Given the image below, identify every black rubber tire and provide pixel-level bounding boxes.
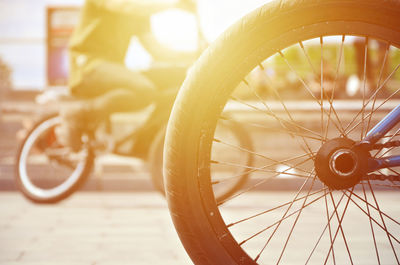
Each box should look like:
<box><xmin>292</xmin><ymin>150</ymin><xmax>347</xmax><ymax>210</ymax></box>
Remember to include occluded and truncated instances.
<box><xmin>15</xmin><ymin>114</ymin><xmax>94</xmax><ymax>204</ymax></box>
<box><xmin>163</xmin><ymin>0</ymin><xmax>400</xmax><ymax>264</ymax></box>
<box><xmin>149</xmin><ymin>122</ymin><xmax>254</xmax><ymax>203</ymax></box>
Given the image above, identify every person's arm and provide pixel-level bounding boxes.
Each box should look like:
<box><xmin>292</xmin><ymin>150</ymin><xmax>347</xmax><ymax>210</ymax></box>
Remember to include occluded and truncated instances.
<box><xmin>138</xmin><ymin>32</ymin><xmax>198</xmax><ymax>63</ymax></box>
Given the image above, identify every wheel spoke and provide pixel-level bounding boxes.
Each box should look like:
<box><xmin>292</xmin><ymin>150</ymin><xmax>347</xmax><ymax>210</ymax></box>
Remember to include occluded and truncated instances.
<box><xmin>305</xmin><ymin>191</ymin><xmax>346</xmax><ymax>264</ymax></box>
<box><xmin>324</xmin><ymin>187</ymin><xmax>336</xmax><ymax>265</ymax></box>
<box><xmin>212</xmin><ymin>153</ymin><xmax>313</xmax><ymax>185</ymax></box>
<box><xmin>320</xmin><ymin>37</ymin><xmax>325</xmax><ymax>139</ymax></box>
<box><xmin>258</xmin><ymin>63</ymin><xmax>323</xmax><ymax>142</ymax></box>
<box><xmin>367</xmin><ymin>180</ymin><xmax>400</xmax><ymax>263</ymax></box>
<box><xmin>345</xmin><ymin>85</ymin><xmax>400</xmax><ymax>136</ymax></box>
<box><xmin>345</xmin><ymin>185</ymin><xmax>400</xmax><ymax>226</ymax></box>
<box><xmin>382</xmin><ymin>133</ymin><xmax>400</xmax><ymax>139</ymax></box>
<box><xmin>229</xmin><ymin>97</ymin><xmax>323</xmax><ymax>140</ymax></box>
<box><xmin>217</xmin><ymin>156</ymin><xmax>314</xmax><ymax>206</ymax></box>
<box><xmin>275</xmin><ymin>176</ymin><xmax>318</xmax><ymax>264</ymax></box>
<box><xmin>328</xmin><ymin>191</ymin><xmax>354</xmax><ymax>264</ymax></box>
<box><xmin>341</xmin><ymin>189</ymin><xmax>400</xmax><ymax>244</ymax></box>
<box><xmin>361</xmin><ymin>37</ymin><xmax>369</xmax><ymax>139</ymax></box>
<box><xmin>279</xmin><ymin>51</ymin><xmax>321</xmax><ymax>104</ymax></box>
<box><xmin>344</xmin><ymin>62</ymin><xmax>400</xmax><ymax>136</ymax></box>
<box><xmin>240</xmin><ymin>79</ymin><xmax>318</xmax><ymax>158</ymax></box>
<box><xmin>248</xmin><ymin>67</ymin><xmax>321</xmax><ymax>160</ymax></box>
<box><xmin>366</xmin><ymin>42</ymin><xmax>390</xmax><ymax>134</ymax></box>
<box><xmin>253</xmin><ymin>175</ymin><xmax>314</xmax><ymax>261</ymax></box>
<box><xmin>213</xmin><ymin>137</ymin><xmax>312</xmax><ymax>175</ymax></box>
<box><xmin>323</xmin><ymin>35</ymin><xmax>346</xmax><ymax>141</ymax></box>
<box><xmin>323</xmin><ymin>188</ymin><xmax>355</xmax><ymax>265</ymax></box>
<box><xmin>279</xmin><ymin>50</ymin><xmax>346</xmax><ymax>136</ymax></box>
<box><xmin>220</xmin><ymin>115</ymin><xmax>324</xmax><ymax>141</ymax></box>
<box><xmin>299</xmin><ymin>41</ymin><xmax>318</xmax><ymax>77</ymax></box>
<box><xmin>232</xmin><ymin>188</ymin><xmax>325</xmax><ymax>252</ymax></box>
<box><xmin>226</xmin><ymin>187</ymin><xmax>328</xmax><ymax>228</ymax></box>
<box><xmin>374</xmin><ymin>127</ymin><xmax>400</xmax><ymax>158</ymax></box>
<box><xmin>361</xmin><ymin>183</ymin><xmax>381</xmax><ymax>264</ymax></box>
<box><xmin>388</xmin><ymin>167</ymin><xmax>400</xmax><ymax>177</ymax></box>
<box><xmin>211</xmin><ymin>160</ymin><xmax>313</xmax><ymax>180</ymax></box>
<box><xmin>367</xmin><ymin>182</ymin><xmax>400</xmax><ymax>189</ymax></box>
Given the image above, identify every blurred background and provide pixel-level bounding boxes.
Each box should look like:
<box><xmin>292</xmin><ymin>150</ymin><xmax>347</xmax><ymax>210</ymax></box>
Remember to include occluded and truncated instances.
<box><xmin>0</xmin><ymin>0</ymin><xmax>267</xmax><ymax>90</ymax></box>
<box><xmin>0</xmin><ymin>3</ymin><xmax>274</xmax><ymax>264</ymax></box>
<box><xmin>1</xmin><ymin>0</ymin><xmax>400</xmax><ymax>264</ymax></box>
<box><xmin>0</xmin><ymin>0</ymin><xmax>268</xmax><ymax>191</ymax></box>
<box><xmin>1</xmin><ymin>0</ymin><xmax>399</xmax><ymax>192</ymax></box>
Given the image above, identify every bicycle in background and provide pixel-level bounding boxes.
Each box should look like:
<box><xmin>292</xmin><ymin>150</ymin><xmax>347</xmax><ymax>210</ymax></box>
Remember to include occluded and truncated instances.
<box><xmin>14</xmin><ymin>2</ymin><xmax>254</xmax><ymax>204</ymax></box>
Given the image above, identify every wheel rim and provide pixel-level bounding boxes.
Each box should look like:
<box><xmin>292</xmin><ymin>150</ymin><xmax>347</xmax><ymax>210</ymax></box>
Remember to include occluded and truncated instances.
<box><xmin>193</xmin><ymin>22</ymin><xmax>400</xmax><ymax>264</ymax></box>
<box><xmin>18</xmin><ymin>116</ymin><xmax>88</xmax><ymax>200</ymax></box>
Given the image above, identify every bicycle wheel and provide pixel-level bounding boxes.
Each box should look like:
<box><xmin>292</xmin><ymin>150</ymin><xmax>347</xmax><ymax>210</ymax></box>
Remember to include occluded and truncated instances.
<box><xmin>15</xmin><ymin>115</ymin><xmax>94</xmax><ymax>203</ymax></box>
<box><xmin>164</xmin><ymin>0</ymin><xmax>400</xmax><ymax>264</ymax></box>
<box><xmin>149</xmin><ymin>120</ymin><xmax>253</xmax><ymax>202</ymax></box>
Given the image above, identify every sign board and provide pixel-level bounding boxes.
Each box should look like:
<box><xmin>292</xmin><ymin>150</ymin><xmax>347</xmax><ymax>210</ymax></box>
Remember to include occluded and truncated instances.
<box><xmin>46</xmin><ymin>6</ymin><xmax>80</xmax><ymax>87</ymax></box>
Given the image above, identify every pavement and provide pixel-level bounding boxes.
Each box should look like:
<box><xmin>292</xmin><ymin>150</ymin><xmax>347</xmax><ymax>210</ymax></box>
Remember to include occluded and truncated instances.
<box><xmin>1</xmin><ymin>191</ymin><xmax>399</xmax><ymax>265</ymax></box>
<box><xmin>0</xmin><ymin>192</ymin><xmax>192</xmax><ymax>265</ymax></box>
<box><xmin>0</xmin><ymin>98</ymin><xmax>196</xmax><ymax>264</ymax></box>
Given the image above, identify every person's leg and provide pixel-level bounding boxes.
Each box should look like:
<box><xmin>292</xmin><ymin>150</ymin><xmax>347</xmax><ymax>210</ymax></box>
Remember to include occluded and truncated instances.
<box><xmin>141</xmin><ymin>64</ymin><xmax>188</xmax><ymax>90</ymax></box>
<box><xmin>72</xmin><ymin>59</ymin><xmax>156</xmax><ymax>97</ymax></box>
<box><xmin>88</xmin><ymin>88</ymin><xmax>153</xmax><ymax>121</ymax></box>
<box><xmin>76</xmin><ymin>60</ymin><xmax>184</xmax><ymax>122</ymax></box>
<box><xmin>123</xmin><ymin>65</ymin><xmax>186</xmax><ymax>158</ymax></box>
<box><xmin>128</xmin><ymin>90</ymin><xmax>176</xmax><ymax>158</ymax></box>
<box><xmin>59</xmin><ymin>60</ymin><xmax>158</xmax><ymax>151</ymax></box>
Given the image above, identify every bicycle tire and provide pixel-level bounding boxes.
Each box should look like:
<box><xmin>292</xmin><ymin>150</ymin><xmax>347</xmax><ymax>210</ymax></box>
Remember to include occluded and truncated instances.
<box><xmin>15</xmin><ymin>114</ymin><xmax>94</xmax><ymax>204</ymax></box>
<box><xmin>164</xmin><ymin>0</ymin><xmax>400</xmax><ymax>264</ymax></box>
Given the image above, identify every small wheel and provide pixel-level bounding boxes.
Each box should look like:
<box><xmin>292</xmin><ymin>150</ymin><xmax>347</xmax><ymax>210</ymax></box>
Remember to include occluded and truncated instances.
<box><xmin>164</xmin><ymin>0</ymin><xmax>400</xmax><ymax>264</ymax></box>
<box><xmin>148</xmin><ymin>122</ymin><xmax>254</xmax><ymax>203</ymax></box>
<box><xmin>15</xmin><ymin>114</ymin><xmax>94</xmax><ymax>203</ymax></box>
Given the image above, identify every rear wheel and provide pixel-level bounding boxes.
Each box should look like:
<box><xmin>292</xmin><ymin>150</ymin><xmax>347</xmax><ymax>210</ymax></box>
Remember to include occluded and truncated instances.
<box><xmin>148</xmin><ymin>121</ymin><xmax>254</xmax><ymax>203</ymax></box>
<box><xmin>164</xmin><ymin>0</ymin><xmax>400</xmax><ymax>264</ymax></box>
<box><xmin>15</xmin><ymin>115</ymin><xmax>94</xmax><ymax>203</ymax></box>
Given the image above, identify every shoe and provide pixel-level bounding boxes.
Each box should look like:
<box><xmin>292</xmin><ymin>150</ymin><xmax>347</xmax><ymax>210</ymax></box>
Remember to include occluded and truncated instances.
<box><xmin>56</xmin><ymin>101</ymin><xmax>95</xmax><ymax>152</ymax></box>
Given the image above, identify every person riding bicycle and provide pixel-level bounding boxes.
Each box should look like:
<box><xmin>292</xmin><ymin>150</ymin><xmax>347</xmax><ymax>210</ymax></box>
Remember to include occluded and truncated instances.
<box><xmin>58</xmin><ymin>0</ymin><xmax>197</xmax><ymax>157</ymax></box>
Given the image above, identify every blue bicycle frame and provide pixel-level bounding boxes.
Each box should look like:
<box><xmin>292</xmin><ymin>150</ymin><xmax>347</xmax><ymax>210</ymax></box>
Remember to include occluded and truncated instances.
<box><xmin>362</xmin><ymin>104</ymin><xmax>400</xmax><ymax>171</ymax></box>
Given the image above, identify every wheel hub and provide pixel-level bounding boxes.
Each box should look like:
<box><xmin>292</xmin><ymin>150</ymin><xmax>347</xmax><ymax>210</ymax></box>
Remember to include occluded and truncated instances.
<box><xmin>315</xmin><ymin>138</ymin><xmax>370</xmax><ymax>189</ymax></box>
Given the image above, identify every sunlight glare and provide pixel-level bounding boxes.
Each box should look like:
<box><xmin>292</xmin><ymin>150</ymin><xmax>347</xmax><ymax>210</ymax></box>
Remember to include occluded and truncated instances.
<box><xmin>151</xmin><ymin>9</ymin><xmax>198</xmax><ymax>52</ymax></box>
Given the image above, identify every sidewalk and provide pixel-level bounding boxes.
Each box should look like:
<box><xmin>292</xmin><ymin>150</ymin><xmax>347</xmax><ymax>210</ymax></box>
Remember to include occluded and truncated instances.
<box><xmin>0</xmin><ymin>192</ymin><xmax>192</xmax><ymax>265</ymax></box>
<box><xmin>1</xmin><ymin>190</ymin><xmax>398</xmax><ymax>264</ymax></box>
